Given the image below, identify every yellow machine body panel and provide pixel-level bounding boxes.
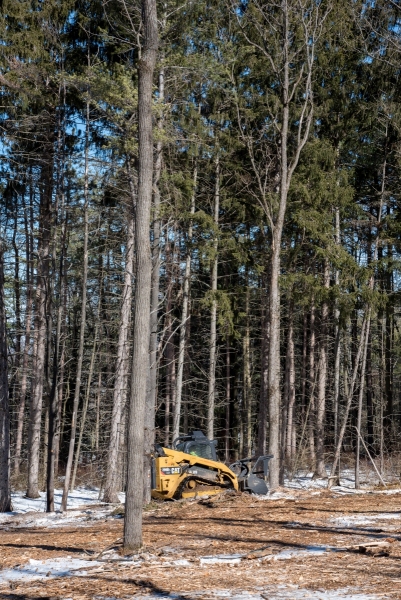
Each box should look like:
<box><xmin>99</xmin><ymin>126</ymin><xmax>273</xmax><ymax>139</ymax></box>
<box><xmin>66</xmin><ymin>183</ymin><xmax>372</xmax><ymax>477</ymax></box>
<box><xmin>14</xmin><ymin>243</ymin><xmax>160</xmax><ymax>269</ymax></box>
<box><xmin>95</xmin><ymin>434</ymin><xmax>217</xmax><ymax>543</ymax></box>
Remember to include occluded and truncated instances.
<box><xmin>151</xmin><ymin>447</ymin><xmax>239</xmax><ymax>500</ymax></box>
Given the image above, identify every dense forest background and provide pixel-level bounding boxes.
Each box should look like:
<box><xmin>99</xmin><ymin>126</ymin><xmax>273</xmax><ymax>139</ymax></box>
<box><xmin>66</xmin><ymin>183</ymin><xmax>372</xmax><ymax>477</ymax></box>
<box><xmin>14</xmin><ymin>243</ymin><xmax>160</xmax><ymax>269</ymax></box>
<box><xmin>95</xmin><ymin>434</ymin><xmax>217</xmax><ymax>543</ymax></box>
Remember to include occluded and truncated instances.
<box><xmin>1</xmin><ymin>0</ymin><xmax>401</xmax><ymax>508</ymax></box>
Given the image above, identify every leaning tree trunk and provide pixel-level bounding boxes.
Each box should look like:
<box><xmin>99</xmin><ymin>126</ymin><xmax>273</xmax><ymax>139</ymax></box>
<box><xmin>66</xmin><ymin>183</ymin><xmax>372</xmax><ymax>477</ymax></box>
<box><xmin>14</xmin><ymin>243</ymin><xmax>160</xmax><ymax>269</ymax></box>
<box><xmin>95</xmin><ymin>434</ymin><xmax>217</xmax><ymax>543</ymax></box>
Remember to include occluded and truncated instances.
<box><xmin>27</xmin><ymin>158</ymin><xmax>53</xmax><ymax>499</ymax></box>
<box><xmin>207</xmin><ymin>155</ymin><xmax>220</xmax><ymax>440</ymax></box>
<box><xmin>103</xmin><ymin>198</ymin><xmax>134</xmax><ymax>504</ymax></box>
<box><xmin>0</xmin><ymin>241</ymin><xmax>11</xmax><ymax>512</ymax></box>
<box><xmin>124</xmin><ymin>0</ymin><xmax>158</xmax><ymax>552</ymax></box>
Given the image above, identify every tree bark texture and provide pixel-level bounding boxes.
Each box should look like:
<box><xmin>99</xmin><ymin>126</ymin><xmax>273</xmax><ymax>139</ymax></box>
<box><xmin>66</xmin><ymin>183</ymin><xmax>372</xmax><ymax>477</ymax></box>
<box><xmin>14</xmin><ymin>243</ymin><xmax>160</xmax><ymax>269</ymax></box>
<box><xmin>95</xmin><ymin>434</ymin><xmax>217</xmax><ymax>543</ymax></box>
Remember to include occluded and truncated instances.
<box><xmin>27</xmin><ymin>158</ymin><xmax>53</xmax><ymax>499</ymax></box>
<box><xmin>207</xmin><ymin>155</ymin><xmax>220</xmax><ymax>440</ymax></box>
<box><xmin>314</xmin><ymin>261</ymin><xmax>329</xmax><ymax>478</ymax></box>
<box><xmin>144</xmin><ymin>64</ymin><xmax>164</xmax><ymax>503</ymax></box>
<box><xmin>104</xmin><ymin>197</ymin><xmax>135</xmax><ymax>504</ymax></box>
<box><xmin>0</xmin><ymin>241</ymin><xmax>11</xmax><ymax>512</ymax></box>
<box><xmin>173</xmin><ymin>160</ymin><xmax>197</xmax><ymax>441</ymax></box>
<box><xmin>14</xmin><ymin>210</ymin><xmax>34</xmax><ymax>476</ymax></box>
<box><xmin>124</xmin><ymin>0</ymin><xmax>158</xmax><ymax>551</ymax></box>
<box><xmin>285</xmin><ymin>305</ymin><xmax>295</xmax><ymax>469</ymax></box>
<box><xmin>257</xmin><ymin>288</ymin><xmax>269</xmax><ymax>456</ymax></box>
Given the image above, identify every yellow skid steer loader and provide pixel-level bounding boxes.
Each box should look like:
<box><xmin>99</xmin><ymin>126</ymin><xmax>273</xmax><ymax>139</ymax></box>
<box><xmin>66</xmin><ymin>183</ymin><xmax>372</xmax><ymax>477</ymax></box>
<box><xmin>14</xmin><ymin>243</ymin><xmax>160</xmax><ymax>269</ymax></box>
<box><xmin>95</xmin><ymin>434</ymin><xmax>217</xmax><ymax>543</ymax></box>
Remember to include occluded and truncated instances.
<box><xmin>151</xmin><ymin>430</ymin><xmax>273</xmax><ymax>500</ymax></box>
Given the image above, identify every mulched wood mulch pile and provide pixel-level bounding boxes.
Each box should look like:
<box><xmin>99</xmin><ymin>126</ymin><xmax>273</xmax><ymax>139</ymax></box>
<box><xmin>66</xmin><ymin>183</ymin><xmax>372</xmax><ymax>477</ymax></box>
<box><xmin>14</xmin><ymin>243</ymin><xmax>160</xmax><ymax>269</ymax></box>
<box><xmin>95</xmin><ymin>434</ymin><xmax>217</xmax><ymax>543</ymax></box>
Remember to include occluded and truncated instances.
<box><xmin>1</xmin><ymin>488</ymin><xmax>401</xmax><ymax>599</ymax></box>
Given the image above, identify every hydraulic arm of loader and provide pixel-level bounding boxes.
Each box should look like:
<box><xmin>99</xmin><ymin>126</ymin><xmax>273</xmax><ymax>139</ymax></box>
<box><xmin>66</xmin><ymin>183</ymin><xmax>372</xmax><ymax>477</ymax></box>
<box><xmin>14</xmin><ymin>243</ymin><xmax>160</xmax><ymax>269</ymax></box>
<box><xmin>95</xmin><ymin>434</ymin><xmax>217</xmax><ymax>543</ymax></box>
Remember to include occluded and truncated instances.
<box><xmin>151</xmin><ymin>445</ymin><xmax>239</xmax><ymax>500</ymax></box>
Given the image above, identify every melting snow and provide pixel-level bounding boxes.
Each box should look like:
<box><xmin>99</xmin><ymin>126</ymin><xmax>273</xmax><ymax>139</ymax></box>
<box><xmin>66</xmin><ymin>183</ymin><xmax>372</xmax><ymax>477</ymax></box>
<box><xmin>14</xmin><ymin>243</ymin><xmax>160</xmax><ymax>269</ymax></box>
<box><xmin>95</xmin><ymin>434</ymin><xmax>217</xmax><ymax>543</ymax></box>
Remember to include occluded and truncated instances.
<box><xmin>331</xmin><ymin>513</ymin><xmax>401</xmax><ymax>527</ymax></box>
<box><xmin>0</xmin><ymin>557</ymin><xmax>102</xmax><ymax>583</ymax></box>
<box><xmin>270</xmin><ymin>545</ymin><xmax>329</xmax><ymax>560</ymax></box>
<box><xmin>0</xmin><ymin>488</ymin><xmax>126</xmax><ymax>528</ymax></box>
<box><xmin>200</xmin><ymin>554</ymin><xmax>243</xmax><ymax>565</ymax></box>
<box><xmin>93</xmin><ymin>587</ymin><xmax>382</xmax><ymax>599</ymax></box>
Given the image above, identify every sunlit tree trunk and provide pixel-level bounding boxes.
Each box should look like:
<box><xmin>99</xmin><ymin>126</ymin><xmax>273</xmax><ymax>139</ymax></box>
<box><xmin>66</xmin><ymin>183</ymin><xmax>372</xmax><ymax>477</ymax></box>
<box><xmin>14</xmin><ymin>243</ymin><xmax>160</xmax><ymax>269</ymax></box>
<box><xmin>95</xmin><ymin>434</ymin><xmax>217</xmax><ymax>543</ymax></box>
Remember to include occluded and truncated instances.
<box><xmin>173</xmin><ymin>160</ymin><xmax>197</xmax><ymax>440</ymax></box>
<box><xmin>0</xmin><ymin>240</ymin><xmax>11</xmax><ymax>512</ymax></box>
<box><xmin>207</xmin><ymin>155</ymin><xmax>220</xmax><ymax>440</ymax></box>
<box><xmin>314</xmin><ymin>261</ymin><xmax>329</xmax><ymax>478</ymax></box>
<box><xmin>27</xmin><ymin>156</ymin><xmax>53</xmax><ymax>499</ymax></box>
<box><xmin>124</xmin><ymin>0</ymin><xmax>158</xmax><ymax>551</ymax></box>
<box><xmin>103</xmin><ymin>196</ymin><xmax>134</xmax><ymax>504</ymax></box>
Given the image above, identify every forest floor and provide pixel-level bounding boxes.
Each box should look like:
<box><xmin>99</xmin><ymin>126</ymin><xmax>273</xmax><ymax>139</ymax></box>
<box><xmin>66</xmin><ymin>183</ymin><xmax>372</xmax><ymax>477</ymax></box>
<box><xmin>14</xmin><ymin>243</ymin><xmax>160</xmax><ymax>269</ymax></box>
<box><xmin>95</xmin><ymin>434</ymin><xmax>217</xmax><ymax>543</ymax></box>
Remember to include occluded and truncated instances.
<box><xmin>1</xmin><ymin>479</ymin><xmax>401</xmax><ymax>599</ymax></box>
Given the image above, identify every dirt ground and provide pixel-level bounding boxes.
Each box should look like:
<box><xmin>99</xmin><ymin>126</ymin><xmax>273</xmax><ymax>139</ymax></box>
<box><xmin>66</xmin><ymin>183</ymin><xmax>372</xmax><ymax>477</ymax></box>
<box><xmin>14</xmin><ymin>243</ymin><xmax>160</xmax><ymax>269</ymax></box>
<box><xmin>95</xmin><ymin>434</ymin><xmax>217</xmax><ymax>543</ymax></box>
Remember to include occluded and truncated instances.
<box><xmin>1</xmin><ymin>488</ymin><xmax>401</xmax><ymax>599</ymax></box>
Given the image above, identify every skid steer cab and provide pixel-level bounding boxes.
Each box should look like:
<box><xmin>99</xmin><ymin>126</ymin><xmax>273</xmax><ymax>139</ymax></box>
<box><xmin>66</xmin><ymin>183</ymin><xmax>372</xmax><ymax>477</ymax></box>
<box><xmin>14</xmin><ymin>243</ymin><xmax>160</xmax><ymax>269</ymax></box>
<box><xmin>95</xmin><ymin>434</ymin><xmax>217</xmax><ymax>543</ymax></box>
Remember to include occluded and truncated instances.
<box><xmin>151</xmin><ymin>430</ymin><xmax>273</xmax><ymax>500</ymax></box>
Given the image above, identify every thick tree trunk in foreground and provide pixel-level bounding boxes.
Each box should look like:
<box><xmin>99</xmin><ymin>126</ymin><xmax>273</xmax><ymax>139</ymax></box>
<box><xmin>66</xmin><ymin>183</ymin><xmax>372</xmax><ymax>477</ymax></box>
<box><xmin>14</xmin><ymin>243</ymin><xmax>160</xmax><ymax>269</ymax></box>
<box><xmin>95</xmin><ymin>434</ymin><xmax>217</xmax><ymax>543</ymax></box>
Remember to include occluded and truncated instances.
<box><xmin>27</xmin><ymin>161</ymin><xmax>52</xmax><ymax>499</ymax></box>
<box><xmin>207</xmin><ymin>155</ymin><xmax>220</xmax><ymax>440</ymax></box>
<box><xmin>124</xmin><ymin>0</ymin><xmax>158</xmax><ymax>552</ymax></box>
<box><xmin>144</xmin><ymin>65</ymin><xmax>164</xmax><ymax>503</ymax></box>
<box><xmin>0</xmin><ymin>242</ymin><xmax>11</xmax><ymax>512</ymax></box>
<box><xmin>103</xmin><ymin>198</ymin><xmax>134</xmax><ymax>504</ymax></box>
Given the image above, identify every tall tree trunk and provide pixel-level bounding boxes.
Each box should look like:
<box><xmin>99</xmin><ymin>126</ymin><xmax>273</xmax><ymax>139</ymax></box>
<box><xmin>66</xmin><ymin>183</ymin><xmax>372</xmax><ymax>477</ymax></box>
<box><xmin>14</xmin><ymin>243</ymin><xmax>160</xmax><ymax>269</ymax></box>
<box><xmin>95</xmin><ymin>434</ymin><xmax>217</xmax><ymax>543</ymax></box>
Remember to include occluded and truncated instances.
<box><xmin>27</xmin><ymin>156</ymin><xmax>53</xmax><ymax>499</ymax></box>
<box><xmin>71</xmin><ymin>324</ymin><xmax>98</xmax><ymax>492</ymax></box>
<box><xmin>328</xmin><ymin>314</ymin><xmax>369</xmax><ymax>485</ymax></box>
<box><xmin>0</xmin><ymin>241</ymin><xmax>11</xmax><ymax>512</ymax></box>
<box><xmin>329</xmin><ymin>168</ymin><xmax>385</xmax><ymax>484</ymax></box>
<box><xmin>54</xmin><ymin>249</ymin><xmax>68</xmax><ymax>477</ymax></box>
<box><xmin>366</xmin><ymin>329</ymin><xmax>374</xmax><ymax>449</ymax></box>
<box><xmin>14</xmin><ymin>201</ymin><xmax>34</xmax><ymax>476</ymax></box>
<box><xmin>173</xmin><ymin>160</ymin><xmax>197</xmax><ymax>440</ymax></box>
<box><xmin>308</xmin><ymin>299</ymin><xmax>316</xmax><ymax>469</ymax></box>
<box><xmin>243</xmin><ymin>284</ymin><xmax>252</xmax><ymax>456</ymax></box>
<box><xmin>61</xmin><ymin>98</ymin><xmax>90</xmax><ymax>511</ymax></box>
<box><xmin>207</xmin><ymin>155</ymin><xmax>220</xmax><ymax>440</ymax></box>
<box><xmin>144</xmin><ymin>63</ymin><xmax>164</xmax><ymax>502</ymax></box>
<box><xmin>355</xmin><ymin>316</ymin><xmax>369</xmax><ymax>489</ymax></box>
<box><xmin>301</xmin><ymin>309</ymin><xmax>307</xmax><ymax>417</ymax></box>
<box><xmin>314</xmin><ymin>261</ymin><xmax>329</xmax><ymax>478</ymax></box>
<box><xmin>103</xmin><ymin>197</ymin><xmax>134</xmax><ymax>503</ymax></box>
<box><xmin>257</xmin><ymin>287</ymin><xmax>269</xmax><ymax>456</ymax></box>
<box><xmin>285</xmin><ymin>304</ymin><xmax>295</xmax><ymax>471</ymax></box>
<box><xmin>164</xmin><ymin>237</ymin><xmax>175</xmax><ymax>445</ymax></box>
<box><xmin>124</xmin><ymin>0</ymin><xmax>158</xmax><ymax>551</ymax></box>
<box><xmin>225</xmin><ymin>334</ymin><xmax>231</xmax><ymax>462</ymax></box>
<box><xmin>46</xmin><ymin>241</ymin><xmax>65</xmax><ymax>511</ymax></box>
<box><xmin>333</xmin><ymin>207</ymin><xmax>341</xmax><ymax>447</ymax></box>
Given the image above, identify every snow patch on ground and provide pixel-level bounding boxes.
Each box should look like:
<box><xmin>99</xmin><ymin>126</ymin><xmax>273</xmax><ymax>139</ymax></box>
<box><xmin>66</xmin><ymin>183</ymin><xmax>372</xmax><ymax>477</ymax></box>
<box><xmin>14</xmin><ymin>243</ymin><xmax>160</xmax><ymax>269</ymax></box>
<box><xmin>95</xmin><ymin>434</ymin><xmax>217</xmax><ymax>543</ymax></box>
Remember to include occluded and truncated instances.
<box><xmin>254</xmin><ymin>467</ymin><xmax>401</xmax><ymax>500</ymax></box>
<box><xmin>92</xmin><ymin>587</ymin><xmax>382</xmax><ymax>599</ymax></box>
<box><xmin>0</xmin><ymin>488</ymin><xmax>126</xmax><ymax>528</ymax></box>
<box><xmin>200</xmin><ymin>554</ymin><xmax>243</xmax><ymax>565</ymax></box>
<box><xmin>270</xmin><ymin>545</ymin><xmax>329</xmax><ymax>560</ymax></box>
<box><xmin>0</xmin><ymin>557</ymin><xmax>102</xmax><ymax>584</ymax></box>
<box><xmin>331</xmin><ymin>512</ymin><xmax>401</xmax><ymax>527</ymax></box>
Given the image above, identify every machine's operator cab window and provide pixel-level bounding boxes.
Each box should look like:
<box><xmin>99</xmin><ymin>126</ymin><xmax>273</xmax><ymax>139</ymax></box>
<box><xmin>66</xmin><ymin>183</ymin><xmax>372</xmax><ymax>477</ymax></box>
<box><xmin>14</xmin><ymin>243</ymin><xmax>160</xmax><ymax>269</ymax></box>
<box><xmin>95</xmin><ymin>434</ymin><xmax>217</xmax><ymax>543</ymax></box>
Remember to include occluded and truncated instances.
<box><xmin>187</xmin><ymin>443</ymin><xmax>213</xmax><ymax>459</ymax></box>
<box><xmin>175</xmin><ymin>440</ymin><xmax>216</xmax><ymax>460</ymax></box>
<box><xmin>174</xmin><ymin>431</ymin><xmax>218</xmax><ymax>461</ymax></box>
